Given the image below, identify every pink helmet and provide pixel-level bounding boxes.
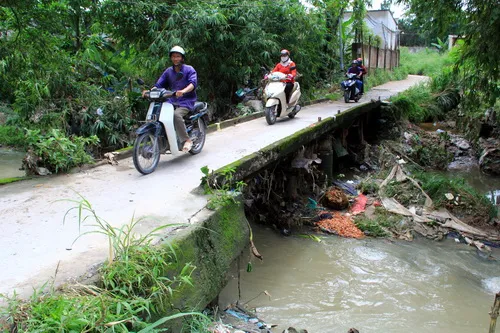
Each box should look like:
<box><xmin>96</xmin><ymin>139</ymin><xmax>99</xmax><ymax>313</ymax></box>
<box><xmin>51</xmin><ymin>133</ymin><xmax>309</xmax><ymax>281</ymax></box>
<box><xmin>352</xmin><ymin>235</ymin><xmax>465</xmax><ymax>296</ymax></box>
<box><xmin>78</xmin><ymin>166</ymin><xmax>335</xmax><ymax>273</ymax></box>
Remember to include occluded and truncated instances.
<box><xmin>280</xmin><ymin>49</ymin><xmax>290</xmax><ymax>56</ymax></box>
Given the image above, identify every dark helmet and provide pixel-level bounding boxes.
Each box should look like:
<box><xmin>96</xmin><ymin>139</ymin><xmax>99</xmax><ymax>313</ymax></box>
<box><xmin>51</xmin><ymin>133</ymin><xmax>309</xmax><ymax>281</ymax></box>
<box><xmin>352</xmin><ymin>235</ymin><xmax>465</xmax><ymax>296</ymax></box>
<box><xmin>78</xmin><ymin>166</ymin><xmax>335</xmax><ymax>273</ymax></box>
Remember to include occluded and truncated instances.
<box><xmin>356</xmin><ymin>58</ymin><xmax>363</xmax><ymax>65</ymax></box>
<box><xmin>169</xmin><ymin>45</ymin><xmax>186</xmax><ymax>59</ymax></box>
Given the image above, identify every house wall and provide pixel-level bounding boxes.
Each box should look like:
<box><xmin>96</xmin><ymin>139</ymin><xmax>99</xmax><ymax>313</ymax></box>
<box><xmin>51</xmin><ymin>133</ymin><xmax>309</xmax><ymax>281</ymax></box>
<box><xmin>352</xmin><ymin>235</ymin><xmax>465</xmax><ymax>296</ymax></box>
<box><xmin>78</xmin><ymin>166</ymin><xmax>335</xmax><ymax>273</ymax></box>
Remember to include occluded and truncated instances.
<box><xmin>343</xmin><ymin>10</ymin><xmax>398</xmax><ymax>49</ymax></box>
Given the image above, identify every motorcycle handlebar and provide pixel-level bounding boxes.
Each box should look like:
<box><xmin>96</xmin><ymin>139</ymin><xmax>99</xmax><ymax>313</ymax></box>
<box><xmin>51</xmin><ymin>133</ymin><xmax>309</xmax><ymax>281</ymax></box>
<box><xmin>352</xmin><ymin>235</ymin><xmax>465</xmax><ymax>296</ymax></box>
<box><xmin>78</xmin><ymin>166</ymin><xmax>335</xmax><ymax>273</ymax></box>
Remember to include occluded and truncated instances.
<box><xmin>143</xmin><ymin>89</ymin><xmax>176</xmax><ymax>99</ymax></box>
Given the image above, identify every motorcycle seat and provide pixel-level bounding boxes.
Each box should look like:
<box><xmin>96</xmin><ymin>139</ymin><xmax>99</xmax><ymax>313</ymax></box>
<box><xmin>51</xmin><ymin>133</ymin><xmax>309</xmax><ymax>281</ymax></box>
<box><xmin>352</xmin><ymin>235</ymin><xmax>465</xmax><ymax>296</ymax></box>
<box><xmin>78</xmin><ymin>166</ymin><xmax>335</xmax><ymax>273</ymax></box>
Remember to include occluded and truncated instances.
<box><xmin>184</xmin><ymin>102</ymin><xmax>207</xmax><ymax>121</ymax></box>
<box><xmin>192</xmin><ymin>102</ymin><xmax>207</xmax><ymax>113</ymax></box>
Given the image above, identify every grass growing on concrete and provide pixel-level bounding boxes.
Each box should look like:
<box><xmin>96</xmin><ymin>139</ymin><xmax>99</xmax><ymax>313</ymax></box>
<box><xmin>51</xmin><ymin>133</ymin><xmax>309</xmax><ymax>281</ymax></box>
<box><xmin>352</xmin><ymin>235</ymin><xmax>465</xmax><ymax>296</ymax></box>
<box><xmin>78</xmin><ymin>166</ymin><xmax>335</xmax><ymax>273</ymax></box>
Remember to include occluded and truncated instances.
<box><xmin>0</xmin><ymin>198</ymin><xmax>205</xmax><ymax>332</ymax></box>
<box><xmin>0</xmin><ymin>177</ymin><xmax>28</xmax><ymax>185</ymax></box>
<box><xmin>201</xmin><ymin>165</ymin><xmax>247</xmax><ymax>210</ymax></box>
<box><xmin>364</xmin><ymin>66</ymin><xmax>409</xmax><ymax>91</ymax></box>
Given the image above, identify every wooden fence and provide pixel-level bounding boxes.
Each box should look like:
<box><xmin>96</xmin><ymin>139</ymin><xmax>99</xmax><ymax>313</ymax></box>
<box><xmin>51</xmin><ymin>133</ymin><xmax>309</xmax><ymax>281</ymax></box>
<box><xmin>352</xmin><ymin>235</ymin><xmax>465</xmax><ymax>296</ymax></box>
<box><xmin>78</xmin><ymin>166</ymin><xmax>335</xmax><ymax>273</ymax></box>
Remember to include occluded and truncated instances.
<box><xmin>351</xmin><ymin>42</ymin><xmax>400</xmax><ymax>72</ymax></box>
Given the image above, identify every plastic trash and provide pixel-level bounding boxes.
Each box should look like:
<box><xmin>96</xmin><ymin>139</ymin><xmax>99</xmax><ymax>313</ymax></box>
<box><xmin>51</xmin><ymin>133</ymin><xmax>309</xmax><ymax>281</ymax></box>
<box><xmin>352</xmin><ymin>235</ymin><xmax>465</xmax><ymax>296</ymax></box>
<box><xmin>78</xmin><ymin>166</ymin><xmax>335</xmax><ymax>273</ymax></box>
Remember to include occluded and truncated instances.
<box><xmin>350</xmin><ymin>194</ymin><xmax>368</xmax><ymax>215</ymax></box>
<box><xmin>332</xmin><ymin>180</ymin><xmax>358</xmax><ymax>196</ymax></box>
<box><xmin>307</xmin><ymin>197</ymin><xmax>318</xmax><ymax>209</ymax></box>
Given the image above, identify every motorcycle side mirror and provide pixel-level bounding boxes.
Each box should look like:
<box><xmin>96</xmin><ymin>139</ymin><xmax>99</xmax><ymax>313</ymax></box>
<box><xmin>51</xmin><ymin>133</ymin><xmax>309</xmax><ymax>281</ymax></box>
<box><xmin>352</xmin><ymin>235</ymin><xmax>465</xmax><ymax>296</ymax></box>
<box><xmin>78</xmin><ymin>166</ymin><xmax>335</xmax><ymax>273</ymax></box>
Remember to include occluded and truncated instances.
<box><xmin>260</xmin><ymin>66</ymin><xmax>268</xmax><ymax>74</ymax></box>
<box><xmin>137</xmin><ymin>78</ymin><xmax>145</xmax><ymax>85</ymax></box>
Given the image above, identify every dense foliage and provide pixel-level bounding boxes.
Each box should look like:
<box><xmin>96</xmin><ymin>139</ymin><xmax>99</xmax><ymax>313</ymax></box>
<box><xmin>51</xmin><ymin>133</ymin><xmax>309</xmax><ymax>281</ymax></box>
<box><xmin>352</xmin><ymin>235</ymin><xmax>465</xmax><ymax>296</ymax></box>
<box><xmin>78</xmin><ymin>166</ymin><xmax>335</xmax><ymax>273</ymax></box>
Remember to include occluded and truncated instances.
<box><xmin>1</xmin><ymin>0</ymin><xmax>497</xmax><ymax>171</ymax></box>
<box><xmin>397</xmin><ymin>0</ymin><xmax>500</xmax><ymax>109</ymax></box>
<box><xmin>0</xmin><ymin>0</ymin><xmax>371</xmax><ymax>156</ymax></box>
<box><xmin>387</xmin><ymin>48</ymin><xmax>461</xmax><ymax>123</ymax></box>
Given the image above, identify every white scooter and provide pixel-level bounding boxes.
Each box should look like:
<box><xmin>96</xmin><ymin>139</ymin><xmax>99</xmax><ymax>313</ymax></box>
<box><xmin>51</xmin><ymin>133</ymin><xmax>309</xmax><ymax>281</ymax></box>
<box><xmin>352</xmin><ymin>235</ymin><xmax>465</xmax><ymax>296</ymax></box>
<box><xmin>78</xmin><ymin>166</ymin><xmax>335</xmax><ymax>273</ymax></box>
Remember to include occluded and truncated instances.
<box><xmin>133</xmin><ymin>87</ymin><xmax>208</xmax><ymax>175</ymax></box>
<box><xmin>262</xmin><ymin>72</ymin><xmax>301</xmax><ymax>125</ymax></box>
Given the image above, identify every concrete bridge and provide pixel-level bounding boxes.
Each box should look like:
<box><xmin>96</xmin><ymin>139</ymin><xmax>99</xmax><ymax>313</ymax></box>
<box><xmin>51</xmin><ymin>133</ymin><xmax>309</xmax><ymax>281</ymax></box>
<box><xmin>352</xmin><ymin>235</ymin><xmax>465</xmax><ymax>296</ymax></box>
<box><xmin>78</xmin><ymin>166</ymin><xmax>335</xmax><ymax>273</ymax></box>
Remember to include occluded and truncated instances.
<box><xmin>0</xmin><ymin>75</ymin><xmax>427</xmax><ymax>304</ymax></box>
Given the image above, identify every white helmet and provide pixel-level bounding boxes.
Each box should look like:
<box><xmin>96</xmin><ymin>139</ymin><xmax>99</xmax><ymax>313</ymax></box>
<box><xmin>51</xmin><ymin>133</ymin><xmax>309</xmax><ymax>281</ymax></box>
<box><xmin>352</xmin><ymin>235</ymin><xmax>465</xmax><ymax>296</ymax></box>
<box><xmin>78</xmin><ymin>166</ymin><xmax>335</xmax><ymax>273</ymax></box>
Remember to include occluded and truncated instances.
<box><xmin>169</xmin><ymin>45</ymin><xmax>186</xmax><ymax>58</ymax></box>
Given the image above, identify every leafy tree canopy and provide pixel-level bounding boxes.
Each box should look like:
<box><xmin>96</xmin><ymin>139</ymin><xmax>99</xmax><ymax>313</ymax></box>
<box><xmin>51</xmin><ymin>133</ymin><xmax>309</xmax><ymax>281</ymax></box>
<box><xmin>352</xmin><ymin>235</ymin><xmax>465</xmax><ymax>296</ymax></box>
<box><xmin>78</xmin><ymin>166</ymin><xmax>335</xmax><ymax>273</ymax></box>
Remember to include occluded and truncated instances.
<box><xmin>397</xmin><ymin>0</ymin><xmax>500</xmax><ymax>105</ymax></box>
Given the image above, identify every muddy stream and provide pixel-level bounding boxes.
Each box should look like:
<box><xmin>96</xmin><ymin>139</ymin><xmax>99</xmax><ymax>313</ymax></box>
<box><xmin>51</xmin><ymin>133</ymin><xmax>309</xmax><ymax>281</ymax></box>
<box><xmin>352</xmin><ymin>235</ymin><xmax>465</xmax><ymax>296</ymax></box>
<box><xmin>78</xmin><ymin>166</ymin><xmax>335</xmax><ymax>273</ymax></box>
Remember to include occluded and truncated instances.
<box><xmin>219</xmin><ymin>145</ymin><xmax>500</xmax><ymax>332</ymax></box>
<box><xmin>219</xmin><ymin>224</ymin><xmax>500</xmax><ymax>332</ymax></box>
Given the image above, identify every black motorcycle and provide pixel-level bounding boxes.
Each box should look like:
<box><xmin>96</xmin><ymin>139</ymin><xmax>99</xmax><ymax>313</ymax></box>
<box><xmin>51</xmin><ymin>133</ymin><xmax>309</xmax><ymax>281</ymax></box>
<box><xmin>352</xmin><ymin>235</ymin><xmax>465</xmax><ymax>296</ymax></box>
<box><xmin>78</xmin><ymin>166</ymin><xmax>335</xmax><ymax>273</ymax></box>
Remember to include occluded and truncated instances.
<box><xmin>341</xmin><ymin>73</ymin><xmax>362</xmax><ymax>103</ymax></box>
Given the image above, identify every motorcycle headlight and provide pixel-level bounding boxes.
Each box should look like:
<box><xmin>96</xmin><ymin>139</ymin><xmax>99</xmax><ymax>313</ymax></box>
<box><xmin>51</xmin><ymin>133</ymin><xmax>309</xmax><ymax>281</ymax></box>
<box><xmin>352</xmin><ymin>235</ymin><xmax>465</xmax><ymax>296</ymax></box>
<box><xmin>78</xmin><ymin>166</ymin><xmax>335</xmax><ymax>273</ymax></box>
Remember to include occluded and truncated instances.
<box><xmin>150</xmin><ymin>90</ymin><xmax>161</xmax><ymax>99</ymax></box>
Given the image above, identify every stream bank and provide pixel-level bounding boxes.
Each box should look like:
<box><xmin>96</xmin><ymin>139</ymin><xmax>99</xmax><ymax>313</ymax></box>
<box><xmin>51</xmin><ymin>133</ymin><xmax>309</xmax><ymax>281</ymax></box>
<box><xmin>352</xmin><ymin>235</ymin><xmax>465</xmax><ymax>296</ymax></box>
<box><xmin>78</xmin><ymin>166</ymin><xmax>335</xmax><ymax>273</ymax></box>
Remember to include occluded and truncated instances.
<box><xmin>238</xmin><ymin>111</ymin><xmax>499</xmax><ymax>247</ymax></box>
<box><xmin>207</xmin><ymin>104</ymin><xmax>500</xmax><ymax>332</ymax></box>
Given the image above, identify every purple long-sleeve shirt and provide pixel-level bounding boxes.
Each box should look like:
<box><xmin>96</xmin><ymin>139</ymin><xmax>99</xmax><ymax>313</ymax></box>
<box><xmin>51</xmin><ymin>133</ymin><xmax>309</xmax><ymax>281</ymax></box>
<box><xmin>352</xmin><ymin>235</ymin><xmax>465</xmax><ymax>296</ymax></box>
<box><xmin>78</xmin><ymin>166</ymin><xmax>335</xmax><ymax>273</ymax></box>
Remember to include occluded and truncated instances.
<box><xmin>154</xmin><ymin>64</ymin><xmax>198</xmax><ymax>110</ymax></box>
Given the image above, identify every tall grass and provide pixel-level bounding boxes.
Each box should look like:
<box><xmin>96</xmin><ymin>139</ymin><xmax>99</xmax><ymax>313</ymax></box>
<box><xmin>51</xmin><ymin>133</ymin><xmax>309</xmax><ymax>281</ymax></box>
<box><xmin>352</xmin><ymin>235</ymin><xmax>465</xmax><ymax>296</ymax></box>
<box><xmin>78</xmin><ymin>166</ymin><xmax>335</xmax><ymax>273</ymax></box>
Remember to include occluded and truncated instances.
<box><xmin>1</xmin><ymin>197</ymin><xmax>204</xmax><ymax>332</ymax></box>
<box><xmin>391</xmin><ymin>83</ymin><xmax>436</xmax><ymax>122</ymax></box>
<box><xmin>399</xmin><ymin>47</ymin><xmax>454</xmax><ymax>77</ymax></box>
<box><xmin>387</xmin><ymin>48</ymin><xmax>461</xmax><ymax>122</ymax></box>
<box><xmin>414</xmin><ymin>171</ymin><xmax>497</xmax><ymax>219</ymax></box>
<box><xmin>364</xmin><ymin>66</ymin><xmax>409</xmax><ymax>91</ymax></box>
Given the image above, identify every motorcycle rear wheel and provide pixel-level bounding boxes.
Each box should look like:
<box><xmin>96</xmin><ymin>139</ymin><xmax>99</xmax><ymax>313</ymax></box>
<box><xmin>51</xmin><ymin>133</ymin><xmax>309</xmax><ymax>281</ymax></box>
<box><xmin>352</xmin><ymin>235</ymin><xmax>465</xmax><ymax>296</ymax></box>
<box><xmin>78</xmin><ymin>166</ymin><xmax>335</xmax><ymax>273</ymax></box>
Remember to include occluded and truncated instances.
<box><xmin>265</xmin><ymin>105</ymin><xmax>277</xmax><ymax>125</ymax></box>
<box><xmin>189</xmin><ymin>117</ymin><xmax>207</xmax><ymax>155</ymax></box>
<box><xmin>133</xmin><ymin>133</ymin><xmax>160</xmax><ymax>175</ymax></box>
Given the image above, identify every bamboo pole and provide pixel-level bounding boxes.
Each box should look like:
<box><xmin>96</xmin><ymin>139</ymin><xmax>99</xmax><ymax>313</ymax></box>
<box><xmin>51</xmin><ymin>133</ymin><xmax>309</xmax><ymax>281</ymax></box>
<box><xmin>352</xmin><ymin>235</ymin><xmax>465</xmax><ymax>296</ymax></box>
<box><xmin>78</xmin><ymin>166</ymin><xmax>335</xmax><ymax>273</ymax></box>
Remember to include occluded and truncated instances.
<box><xmin>490</xmin><ymin>292</ymin><xmax>500</xmax><ymax>333</ymax></box>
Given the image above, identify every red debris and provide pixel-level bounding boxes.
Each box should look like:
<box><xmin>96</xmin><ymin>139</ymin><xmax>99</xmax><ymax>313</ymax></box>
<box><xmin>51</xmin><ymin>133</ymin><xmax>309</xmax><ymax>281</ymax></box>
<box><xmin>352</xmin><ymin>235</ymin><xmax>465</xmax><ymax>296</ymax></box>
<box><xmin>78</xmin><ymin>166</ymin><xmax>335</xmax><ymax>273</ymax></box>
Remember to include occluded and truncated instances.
<box><xmin>350</xmin><ymin>194</ymin><xmax>368</xmax><ymax>215</ymax></box>
<box><xmin>316</xmin><ymin>211</ymin><xmax>364</xmax><ymax>239</ymax></box>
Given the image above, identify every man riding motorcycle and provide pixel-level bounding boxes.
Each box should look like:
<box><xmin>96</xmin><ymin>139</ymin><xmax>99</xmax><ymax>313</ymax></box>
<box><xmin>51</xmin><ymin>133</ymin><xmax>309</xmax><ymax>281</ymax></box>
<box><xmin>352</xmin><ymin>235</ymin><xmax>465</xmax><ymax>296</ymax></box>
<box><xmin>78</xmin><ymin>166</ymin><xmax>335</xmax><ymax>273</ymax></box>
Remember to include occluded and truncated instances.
<box><xmin>342</xmin><ymin>60</ymin><xmax>363</xmax><ymax>95</ymax></box>
<box><xmin>142</xmin><ymin>45</ymin><xmax>197</xmax><ymax>152</ymax></box>
<box><xmin>271</xmin><ymin>49</ymin><xmax>297</xmax><ymax>103</ymax></box>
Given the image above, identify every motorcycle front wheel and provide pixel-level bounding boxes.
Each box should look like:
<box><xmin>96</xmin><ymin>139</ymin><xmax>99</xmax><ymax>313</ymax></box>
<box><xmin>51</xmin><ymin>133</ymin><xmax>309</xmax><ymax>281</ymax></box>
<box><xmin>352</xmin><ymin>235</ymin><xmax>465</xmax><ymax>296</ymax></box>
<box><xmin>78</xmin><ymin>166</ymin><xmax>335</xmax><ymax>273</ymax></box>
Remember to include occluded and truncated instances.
<box><xmin>133</xmin><ymin>133</ymin><xmax>160</xmax><ymax>175</ymax></box>
<box><xmin>189</xmin><ymin>117</ymin><xmax>206</xmax><ymax>155</ymax></box>
<box><xmin>344</xmin><ymin>91</ymin><xmax>350</xmax><ymax>103</ymax></box>
<box><xmin>265</xmin><ymin>105</ymin><xmax>277</xmax><ymax>125</ymax></box>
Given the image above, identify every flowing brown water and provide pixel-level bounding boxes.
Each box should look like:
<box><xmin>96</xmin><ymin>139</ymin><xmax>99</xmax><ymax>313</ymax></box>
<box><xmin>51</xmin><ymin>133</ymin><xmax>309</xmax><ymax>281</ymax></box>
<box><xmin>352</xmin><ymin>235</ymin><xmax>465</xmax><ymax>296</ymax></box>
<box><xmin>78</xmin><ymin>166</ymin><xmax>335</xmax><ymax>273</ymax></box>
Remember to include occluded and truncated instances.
<box><xmin>219</xmin><ymin>224</ymin><xmax>500</xmax><ymax>333</ymax></box>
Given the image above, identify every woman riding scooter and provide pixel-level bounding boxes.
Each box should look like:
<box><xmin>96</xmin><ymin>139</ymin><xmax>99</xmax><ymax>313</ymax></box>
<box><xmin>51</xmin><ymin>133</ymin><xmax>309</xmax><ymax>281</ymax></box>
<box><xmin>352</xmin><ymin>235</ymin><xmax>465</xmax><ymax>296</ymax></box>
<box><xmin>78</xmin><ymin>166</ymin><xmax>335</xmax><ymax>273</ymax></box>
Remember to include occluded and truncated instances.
<box><xmin>262</xmin><ymin>49</ymin><xmax>302</xmax><ymax>125</ymax></box>
<box><xmin>272</xmin><ymin>49</ymin><xmax>297</xmax><ymax>103</ymax></box>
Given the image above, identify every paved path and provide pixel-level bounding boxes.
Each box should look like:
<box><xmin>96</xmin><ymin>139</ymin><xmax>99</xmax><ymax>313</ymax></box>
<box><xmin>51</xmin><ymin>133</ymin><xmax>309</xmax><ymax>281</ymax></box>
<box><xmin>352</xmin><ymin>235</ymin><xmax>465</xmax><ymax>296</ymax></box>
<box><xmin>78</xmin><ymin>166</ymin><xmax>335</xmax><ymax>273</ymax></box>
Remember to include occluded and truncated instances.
<box><xmin>0</xmin><ymin>75</ymin><xmax>427</xmax><ymax>299</ymax></box>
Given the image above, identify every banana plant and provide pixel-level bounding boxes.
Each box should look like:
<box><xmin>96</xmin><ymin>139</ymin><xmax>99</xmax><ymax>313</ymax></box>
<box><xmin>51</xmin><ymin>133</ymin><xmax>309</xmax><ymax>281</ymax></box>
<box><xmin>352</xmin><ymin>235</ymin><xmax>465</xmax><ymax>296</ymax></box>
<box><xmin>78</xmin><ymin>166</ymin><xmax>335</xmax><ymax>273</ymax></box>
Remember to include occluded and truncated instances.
<box><xmin>431</xmin><ymin>37</ymin><xmax>448</xmax><ymax>54</ymax></box>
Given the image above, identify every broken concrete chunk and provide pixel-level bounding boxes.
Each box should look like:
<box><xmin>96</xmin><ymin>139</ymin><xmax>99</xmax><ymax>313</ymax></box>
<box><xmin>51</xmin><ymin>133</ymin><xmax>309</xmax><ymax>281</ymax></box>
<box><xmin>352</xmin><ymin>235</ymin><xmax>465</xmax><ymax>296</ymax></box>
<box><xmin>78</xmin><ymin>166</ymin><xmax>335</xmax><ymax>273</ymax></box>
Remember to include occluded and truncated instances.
<box><xmin>35</xmin><ymin>167</ymin><xmax>52</xmax><ymax>176</ymax></box>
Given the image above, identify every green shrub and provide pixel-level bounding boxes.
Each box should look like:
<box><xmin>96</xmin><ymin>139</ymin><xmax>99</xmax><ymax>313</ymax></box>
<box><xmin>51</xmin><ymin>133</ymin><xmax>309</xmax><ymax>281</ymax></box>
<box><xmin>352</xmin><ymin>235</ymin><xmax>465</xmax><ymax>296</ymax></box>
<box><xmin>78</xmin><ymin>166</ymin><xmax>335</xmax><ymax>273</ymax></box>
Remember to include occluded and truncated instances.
<box><xmin>354</xmin><ymin>210</ymin><xmax>401</xmax><ymax>237</ymax></box>
<box><xmin>75</xmin><ymin>85</ymin><xmax>137</xmax><ymax>150</ymax></box>
<box><xmin>414</xmin><ymin>171</ymin><xmax>497</xmax><ymax>219</ymax></box>
<box><xmin>25</xmin><ymin>128</ymin><xmax>99</xmax><ymax>173</ymax></box>
<box><xmin>0</xmin><ymin>125</ymin><xmax>25</xmax><ymax>147</ymax></box>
